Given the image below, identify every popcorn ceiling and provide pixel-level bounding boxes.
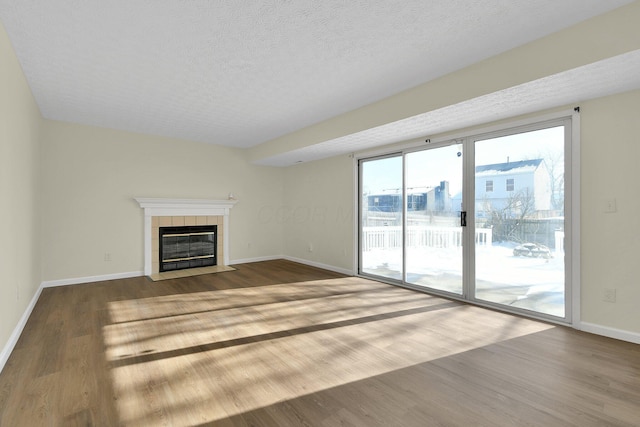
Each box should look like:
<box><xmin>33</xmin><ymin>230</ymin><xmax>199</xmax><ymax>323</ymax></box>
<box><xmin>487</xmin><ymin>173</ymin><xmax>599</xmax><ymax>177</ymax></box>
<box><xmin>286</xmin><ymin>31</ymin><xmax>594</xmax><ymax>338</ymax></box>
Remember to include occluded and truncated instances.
<box><xmin>0</xmin><ymin>0</ymin><xmax>633</xmax><ymax>159</ymax></box>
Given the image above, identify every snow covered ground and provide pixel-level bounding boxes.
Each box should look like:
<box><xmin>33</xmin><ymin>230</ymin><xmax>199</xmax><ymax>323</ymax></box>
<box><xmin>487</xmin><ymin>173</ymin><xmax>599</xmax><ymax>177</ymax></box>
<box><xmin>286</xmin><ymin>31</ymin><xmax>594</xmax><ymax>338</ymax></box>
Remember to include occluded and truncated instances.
<box><xmin>362</xmin><ymin>242</ymin><xmax>565</xmax><ymax>317</ymax></box>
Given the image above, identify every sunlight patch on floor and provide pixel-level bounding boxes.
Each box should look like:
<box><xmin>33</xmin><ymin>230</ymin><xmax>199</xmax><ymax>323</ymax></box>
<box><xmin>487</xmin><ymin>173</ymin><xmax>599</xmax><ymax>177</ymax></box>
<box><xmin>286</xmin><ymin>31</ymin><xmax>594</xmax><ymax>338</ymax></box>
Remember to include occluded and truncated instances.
<box><xmin>103</xmin><ymin>277</ymin><xmax>555</xmax><ymax>426</ymax></box>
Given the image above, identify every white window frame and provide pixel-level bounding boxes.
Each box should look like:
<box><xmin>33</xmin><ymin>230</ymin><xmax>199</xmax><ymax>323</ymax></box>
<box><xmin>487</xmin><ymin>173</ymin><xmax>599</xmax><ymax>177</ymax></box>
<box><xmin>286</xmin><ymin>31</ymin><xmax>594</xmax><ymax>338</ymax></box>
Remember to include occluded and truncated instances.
<box><xmin>353</xmin><ymin>108</ymin><xmax>580</xmax><ymax>327</ymax></box>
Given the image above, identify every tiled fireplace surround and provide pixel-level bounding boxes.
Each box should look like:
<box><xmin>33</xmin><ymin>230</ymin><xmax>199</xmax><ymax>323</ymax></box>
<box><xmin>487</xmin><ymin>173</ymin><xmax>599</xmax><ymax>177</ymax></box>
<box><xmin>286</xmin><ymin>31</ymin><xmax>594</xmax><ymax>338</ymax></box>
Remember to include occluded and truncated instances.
<box><xmin>135</xmin><ymin>198</ymin><xmax>237</xmax><ymax>276</ymax></box>
<box><xmin>151</xmin><ymin>215</ymin><xmax>223</xmax><ymax>274</ymax></box>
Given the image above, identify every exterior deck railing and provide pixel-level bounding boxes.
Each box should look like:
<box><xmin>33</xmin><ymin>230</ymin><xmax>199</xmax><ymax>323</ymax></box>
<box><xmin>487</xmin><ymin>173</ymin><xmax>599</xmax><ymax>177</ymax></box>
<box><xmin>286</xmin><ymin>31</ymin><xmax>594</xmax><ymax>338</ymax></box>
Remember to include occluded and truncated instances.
<box><xmin>362</xmin><ymin>226</ymin><xmax>492</xmax><ymax>251</ymax></box>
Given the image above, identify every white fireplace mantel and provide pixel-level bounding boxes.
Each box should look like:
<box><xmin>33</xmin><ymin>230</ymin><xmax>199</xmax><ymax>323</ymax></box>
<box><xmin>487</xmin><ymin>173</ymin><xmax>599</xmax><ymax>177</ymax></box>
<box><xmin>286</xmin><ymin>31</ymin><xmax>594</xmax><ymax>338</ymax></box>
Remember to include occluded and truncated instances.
<box><xmin>135</xmin><ymin>198</ymin><xmax>237</xmax><ymax>276</ymax></box>
<box><xmin>135</xmin><ymin>197</ymin><xmax>237</xmax><ymax>217</ymax></box>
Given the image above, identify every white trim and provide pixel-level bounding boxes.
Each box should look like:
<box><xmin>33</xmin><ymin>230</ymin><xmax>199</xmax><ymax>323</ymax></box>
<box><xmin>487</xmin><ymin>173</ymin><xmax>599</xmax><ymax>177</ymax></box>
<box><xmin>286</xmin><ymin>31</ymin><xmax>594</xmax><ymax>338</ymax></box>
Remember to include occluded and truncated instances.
<box><xmin>134</xmin><ymin>197</ymin><xmax>238</xmax><ymax>213</ymax></box>
<box><xmin>354</xmin><ymin>108</ymin><xmax>578</xmax><ymax>161</ymax></box>
<box><xmin>354</xmin><ymin>108</ymin><xmax>578</xmax><ymax>324</ymax></box>
<box><xmin>283</xmin><ymin>256</ymin><xmax>354</xmax><ymax>276</ymax></box>
<box><xmin>134</xmin><ymin>198</ymin><xmax>237</xmax><ymax>275</ymax></box>
<box><xmin>231</xmin><ymin>255</ymin><xmax>353</xmax><ymax>275</ymax></box>
<box><xmin>0</xmin><ymin>284</ymin><xmax>43</xmax><ymax>374</ymax></box>
<box><xmin>352</xmin><ymin>154</ymin><xmax>359</xmax><ymax>276</ymax></box>
<box><xmin>41</xmin><ymin>271</ymin><xmax>143</xmax><ymax>288</ymax></box>
<box><xmin>2</xmin><ymin>269</ymin><xmax>156</xmax><ymax>373</ymax></box>
<box><xmin>230</xmin><ymin>255</ymin><xmax>282</xmax><ymax>265</ymax></box>
<box><xmin>2</xmin><ymin>266</ymin><xmax>634</xmax><ymax>378</ymax></box>
<box><xmin>232</xmin><ymin>255</ymin><xmax>353</xmax><ymax>276</ymax></box>
<box><xmin>579</xmin><ymin>322</ymin><xmax>640</xmax><ymax>345</ymax></box>
<box><xmin>570</xmin><ymin>111</ymin><xmax>581</xmax><ymax>327</ymax></box>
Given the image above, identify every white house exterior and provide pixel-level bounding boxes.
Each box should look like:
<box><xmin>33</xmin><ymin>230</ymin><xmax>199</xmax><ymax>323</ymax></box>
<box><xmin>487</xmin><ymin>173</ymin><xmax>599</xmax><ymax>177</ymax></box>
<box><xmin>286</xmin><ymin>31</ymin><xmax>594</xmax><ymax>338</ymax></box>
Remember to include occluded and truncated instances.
<box><xmin>475</xmin><ymin>159</ymin><xmax>551</xmax><ymax>217</ymax></box>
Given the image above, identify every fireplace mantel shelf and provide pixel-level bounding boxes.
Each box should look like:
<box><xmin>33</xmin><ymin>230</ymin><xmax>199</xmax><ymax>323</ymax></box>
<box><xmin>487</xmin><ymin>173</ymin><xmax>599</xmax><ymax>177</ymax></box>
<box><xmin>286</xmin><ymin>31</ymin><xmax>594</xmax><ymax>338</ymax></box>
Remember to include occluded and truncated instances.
<box><xmin>135</xmin><ymin>198</ymin><xmax>237</xmax><ymax>214</ymax></box>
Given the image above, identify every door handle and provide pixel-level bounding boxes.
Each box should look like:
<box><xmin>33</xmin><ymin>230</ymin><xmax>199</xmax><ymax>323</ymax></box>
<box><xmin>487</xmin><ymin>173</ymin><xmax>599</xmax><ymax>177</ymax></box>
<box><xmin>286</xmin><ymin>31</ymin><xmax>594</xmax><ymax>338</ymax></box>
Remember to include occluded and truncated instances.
<box><xmin>461</xmin><ymin>211</ymin><xmax>467</xmax><ymax>227</ymax></box>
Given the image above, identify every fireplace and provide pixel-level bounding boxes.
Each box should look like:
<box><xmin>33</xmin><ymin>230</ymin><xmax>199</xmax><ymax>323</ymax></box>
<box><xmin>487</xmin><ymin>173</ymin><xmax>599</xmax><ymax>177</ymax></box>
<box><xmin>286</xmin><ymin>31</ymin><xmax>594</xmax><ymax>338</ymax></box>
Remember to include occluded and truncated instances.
<box><xmin>134</xmin><ymin>198</ymin><xmax>237</xmax><ymax>277</ymax></box>
<box><xmin>159</xmin><ymin>225</ymin><xmax>217</xmax><ymax>272</ymax></box>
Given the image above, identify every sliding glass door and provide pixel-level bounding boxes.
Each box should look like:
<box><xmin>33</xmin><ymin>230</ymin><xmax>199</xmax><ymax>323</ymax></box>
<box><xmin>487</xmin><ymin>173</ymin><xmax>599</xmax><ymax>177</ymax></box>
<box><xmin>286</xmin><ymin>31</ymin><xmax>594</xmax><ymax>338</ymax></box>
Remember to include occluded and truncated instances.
<box><xmin>360</xmin><ymin>155</ymin><xmax>403</xmax><ymax>281</ymax></box>
<box><xmin>358</xmin><ymin>117</ymin><xmax>572</xmax><ymax>323</ymax></box>
<box><xmin>473</xmin><ymin>126</ymin><xmax>566</xmax><ymax>318</ymax></box>
<box><xmin>405</xmin><ymin>145</ymin><xmax>463</xmax><ymax>295</ymax></box>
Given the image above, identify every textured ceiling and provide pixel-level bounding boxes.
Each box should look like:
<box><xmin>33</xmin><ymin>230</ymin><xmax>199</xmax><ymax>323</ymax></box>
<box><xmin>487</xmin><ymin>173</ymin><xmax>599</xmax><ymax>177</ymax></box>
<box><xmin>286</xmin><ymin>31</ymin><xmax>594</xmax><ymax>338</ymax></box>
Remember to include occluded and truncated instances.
<box><xmin>257</xmin><ymin>49</ymin><xmax>640</xmax><ymax>166</ymax></box>
<box><xmin>0</xmin><ymin>1</ymin><xmax>634</xmax><ymax>156</ymax></box>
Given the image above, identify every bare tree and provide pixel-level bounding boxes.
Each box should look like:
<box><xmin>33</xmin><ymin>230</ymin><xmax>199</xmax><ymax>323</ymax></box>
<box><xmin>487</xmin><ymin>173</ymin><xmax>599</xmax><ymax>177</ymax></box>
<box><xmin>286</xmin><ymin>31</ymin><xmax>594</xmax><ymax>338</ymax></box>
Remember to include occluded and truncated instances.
<box><xmin>526</xmin><ymin>149</ymin><xmax>564</xmax><ymax>213</ymax></box>
<box><xmin>544</xmin><ymin>150</ymin><xmax>564</xmax><ymax>212</ymax></box>
<box><xmin>481</xmin><ymin>188</ymin><xmax>536</xmax><ymax>242</ymax></box>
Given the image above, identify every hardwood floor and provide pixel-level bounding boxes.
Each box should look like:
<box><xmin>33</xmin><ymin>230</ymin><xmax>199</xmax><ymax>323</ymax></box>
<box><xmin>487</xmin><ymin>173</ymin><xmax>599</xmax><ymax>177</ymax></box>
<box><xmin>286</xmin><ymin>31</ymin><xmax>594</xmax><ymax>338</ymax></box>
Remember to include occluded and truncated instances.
<box><xmin>1</xmin><ymin>259</ymin><xmax>638</xmax><ymax>426</ymax></box>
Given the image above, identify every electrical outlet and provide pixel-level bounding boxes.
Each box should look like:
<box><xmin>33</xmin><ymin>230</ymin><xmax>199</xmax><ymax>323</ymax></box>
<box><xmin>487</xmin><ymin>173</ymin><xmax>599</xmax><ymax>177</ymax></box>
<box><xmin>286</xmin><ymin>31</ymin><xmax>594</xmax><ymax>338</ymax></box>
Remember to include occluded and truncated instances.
<box><xmin>104</xmin><ymin>252</ymin><xmax>112</xmax><ymax>262</ymax></box>
<box><xmin>603</xmin><ymin>288</ymin><xmax>616</xmax><ymax>303</ymax></box>
<box><xmin>308</xmin><ymin>243</ymin><xmax>313</xmax><ymax>252</ymax></box>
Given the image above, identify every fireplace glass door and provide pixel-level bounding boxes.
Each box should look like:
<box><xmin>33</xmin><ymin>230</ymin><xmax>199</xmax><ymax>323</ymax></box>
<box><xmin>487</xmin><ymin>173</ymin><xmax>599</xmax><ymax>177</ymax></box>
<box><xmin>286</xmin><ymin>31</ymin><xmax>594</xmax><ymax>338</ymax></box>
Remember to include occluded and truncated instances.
<box><xmin>159</xmin><ymin>225</ymin><xmax>217</xmax><ymax>271</ymax></box>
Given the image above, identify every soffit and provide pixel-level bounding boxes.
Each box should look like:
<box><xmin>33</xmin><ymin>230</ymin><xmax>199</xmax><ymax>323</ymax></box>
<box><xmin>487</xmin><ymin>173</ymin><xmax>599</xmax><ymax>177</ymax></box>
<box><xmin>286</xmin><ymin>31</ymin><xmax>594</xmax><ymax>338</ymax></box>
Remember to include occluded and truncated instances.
<box><xmin>256</xmin><ymin>49</ymin><xmax>640</xmax><ymax>166</ymax></box>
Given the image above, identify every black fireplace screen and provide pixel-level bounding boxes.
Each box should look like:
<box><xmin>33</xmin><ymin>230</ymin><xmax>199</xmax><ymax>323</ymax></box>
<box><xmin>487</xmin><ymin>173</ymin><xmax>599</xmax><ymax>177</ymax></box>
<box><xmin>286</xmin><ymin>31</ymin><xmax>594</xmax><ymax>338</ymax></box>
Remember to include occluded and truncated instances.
<box><xmin>159</xmin><ymin>225</ymin><xmax>217</xmax><ymax>272</ymax></box>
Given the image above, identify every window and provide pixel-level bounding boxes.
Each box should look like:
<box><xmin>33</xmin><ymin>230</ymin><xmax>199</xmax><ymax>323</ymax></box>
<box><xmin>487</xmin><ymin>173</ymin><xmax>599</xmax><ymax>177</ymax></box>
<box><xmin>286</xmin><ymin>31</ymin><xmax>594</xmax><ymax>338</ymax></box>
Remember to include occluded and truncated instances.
<box><xmin>474</xmin><ymin>125</ymin><xmax>567</xmax><ymax>319</ymax></box>
<box><xmin>358</xmin><ymin>111</ymin><xmax>577</xmax><ymax>325</ymax></box>
<box><xmin>506</xmin><ymin>178</ymin><xmax>514</xmax><ymax>192</ymax></box>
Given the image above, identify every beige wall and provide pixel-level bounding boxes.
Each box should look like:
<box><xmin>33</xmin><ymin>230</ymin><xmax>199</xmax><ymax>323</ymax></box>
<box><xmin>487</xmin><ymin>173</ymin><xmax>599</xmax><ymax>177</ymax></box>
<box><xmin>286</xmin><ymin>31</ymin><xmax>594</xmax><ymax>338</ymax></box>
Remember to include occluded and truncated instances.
<box><xmin>580</xmin><ymin>89</ymin><xmax>640</xmax><ymax>333</ymax></box>
<box><xmin>0</xmin><ymin>22</ymin><xmax>42</xmax><ymax>352</ymax></box>
<box><xmin>283</xmin><ymin>155</ymin><xmax>354</xmax><ymax>271</ymax></box>
<box><xmin>3</xmin><ymin>3</ymin><xmax>640</xmax><ymax>362</ymax></box>
<box><xmin>41</xmin><ymin>121</ymin><xmax>284</xmax><ymax>281</ymax></box>
<box><xmin>282</xmin><ymin>90</ymin><xmax>640</xmax><ymax>337</ymax></box>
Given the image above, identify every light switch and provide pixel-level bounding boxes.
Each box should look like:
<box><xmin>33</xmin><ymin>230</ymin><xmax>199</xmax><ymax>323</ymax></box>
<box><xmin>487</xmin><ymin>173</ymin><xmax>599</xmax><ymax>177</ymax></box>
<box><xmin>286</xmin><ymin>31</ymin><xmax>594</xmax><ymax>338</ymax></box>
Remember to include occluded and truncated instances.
<box><xmin>604</xmin><ymin>199</ymin><xmax>617</xmax><ymax>213</ymax></box>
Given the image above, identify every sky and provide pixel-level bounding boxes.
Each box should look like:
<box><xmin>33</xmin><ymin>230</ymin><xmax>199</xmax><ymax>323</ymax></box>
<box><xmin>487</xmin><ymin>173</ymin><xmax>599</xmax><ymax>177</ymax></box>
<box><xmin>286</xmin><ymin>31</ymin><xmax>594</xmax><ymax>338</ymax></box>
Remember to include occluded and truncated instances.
<box><xmin>361</xmin><ymin>125</ymin><xmax>564</xmax><ymax>196</ymax></box>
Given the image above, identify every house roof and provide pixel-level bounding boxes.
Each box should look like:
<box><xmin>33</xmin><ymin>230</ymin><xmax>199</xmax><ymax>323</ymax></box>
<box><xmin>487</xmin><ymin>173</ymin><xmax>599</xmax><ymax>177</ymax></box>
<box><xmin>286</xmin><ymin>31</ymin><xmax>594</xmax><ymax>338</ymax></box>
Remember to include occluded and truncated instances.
<box><xmin>476</xmin><ymin>159</ymin><xmax>543</xmax><ymax>175</ymax></box>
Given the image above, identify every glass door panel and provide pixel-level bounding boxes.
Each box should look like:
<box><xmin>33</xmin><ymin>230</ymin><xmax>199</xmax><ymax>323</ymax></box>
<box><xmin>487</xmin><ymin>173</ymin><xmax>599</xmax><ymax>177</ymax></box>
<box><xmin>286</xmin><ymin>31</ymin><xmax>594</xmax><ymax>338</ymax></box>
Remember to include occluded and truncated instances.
<box><xmin>405</xmin><ymin>146</ymin><xmax>463</xmax><ymax>294</ymax></box>
<box><xmin>474</xmin><ymin>126</ymin><xmax>566</xmax><ymax>318</ymax></box>
<box><xmin>360</xmin><ymin>155</ymin><xmax>403</xmax><ymax>281</ymax></box>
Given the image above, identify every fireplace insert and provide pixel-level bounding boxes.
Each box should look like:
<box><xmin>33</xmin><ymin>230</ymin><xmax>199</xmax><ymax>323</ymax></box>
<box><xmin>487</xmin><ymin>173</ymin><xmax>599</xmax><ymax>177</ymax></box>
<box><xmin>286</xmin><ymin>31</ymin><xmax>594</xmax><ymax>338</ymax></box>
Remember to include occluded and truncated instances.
<box><xmin>159</xmin><ymin>225</ymin><xmax>217</xmax><ymax>272</ymax></box>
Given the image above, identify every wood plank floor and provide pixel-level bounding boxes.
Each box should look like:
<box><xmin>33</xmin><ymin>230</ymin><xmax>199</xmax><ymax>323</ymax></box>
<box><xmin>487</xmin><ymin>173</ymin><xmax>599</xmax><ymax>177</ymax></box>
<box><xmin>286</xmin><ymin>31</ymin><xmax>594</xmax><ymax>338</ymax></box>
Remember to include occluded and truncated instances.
<box><xmin>1</xmin><ymin>259</ymin><xmax>639</xmax><ymax>426</ymax></box>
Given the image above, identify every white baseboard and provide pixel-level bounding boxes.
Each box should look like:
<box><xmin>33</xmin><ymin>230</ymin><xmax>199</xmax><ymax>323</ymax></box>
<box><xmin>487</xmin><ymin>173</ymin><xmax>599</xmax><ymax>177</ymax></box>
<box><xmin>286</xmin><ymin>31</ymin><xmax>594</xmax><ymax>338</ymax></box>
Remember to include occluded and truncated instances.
<box><xmin>0</xmin><ymin>283</ymin><xmax>43</xmax><ymax>374</ymax></box>
<box><xmin>8</xmin><ymin>263</ymin><xmax>633</xmax><ymax>378</ymax></box>
<box><xmin>283</xmin><ymin>256</ymin><xmax>354</xmax><ymax>276</ymax></box>
<box><xmin>229</xmin><ymin>255</ymin><xmax>282</xmax><ymax>265</ymax></box>
<box><xmin>230</xmin><ymin>254</ymin><xmax>354</xmax><ymax>276</ymax></box>
<box><xmin>578</xmin><ymin>322</ymin><xmax>640</xmax><ymax>344</ymax></box>
<box><xmin>41</xmin><ymin>271</ymin><xmax>143</xmax><ymax>288</ymax></box>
